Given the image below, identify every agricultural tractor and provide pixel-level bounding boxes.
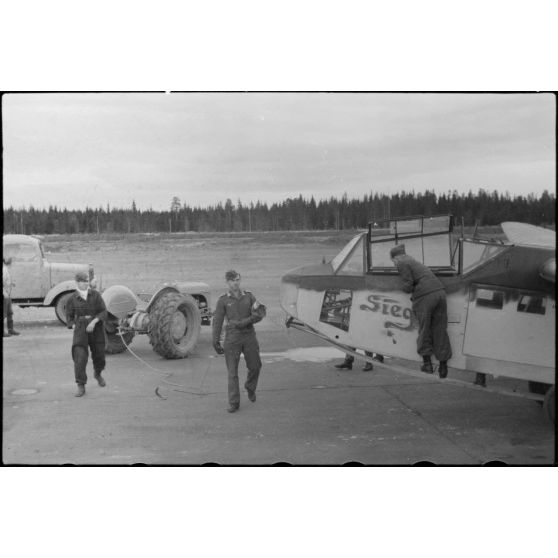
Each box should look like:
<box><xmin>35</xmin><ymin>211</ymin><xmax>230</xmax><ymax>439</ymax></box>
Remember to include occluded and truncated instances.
<box><xmin>102</xmin><ymin>282</ymin><xmax>212</xmax><ymax>359</ymax></box>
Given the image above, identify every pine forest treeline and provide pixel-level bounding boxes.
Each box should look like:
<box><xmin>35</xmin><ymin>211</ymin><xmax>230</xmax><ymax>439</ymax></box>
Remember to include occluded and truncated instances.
<box><xmin>3</xmin><ymin>189</ymin><xmax>555</xmax><ymax>235</ymax></box>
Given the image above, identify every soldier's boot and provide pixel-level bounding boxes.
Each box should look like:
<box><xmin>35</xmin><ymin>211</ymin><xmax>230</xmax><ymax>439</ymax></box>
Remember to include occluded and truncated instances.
<box><xmin>474</xmin><ymin>373</ymin><xmax>487</xmax><ymax>387</ymax></box>
<box><xmin>75</xmin><ymin>384</ymin><xmax>86</xmax><ymax>397</ymax></box>
<box><xmin>420</xmin><ymin>355</ymin><xmax>434</xmax><ymax>374</ymax></box>
<box><xmin>244</xmin><ymin>382</ymin><xmax>256</xmax><ymax>402</ymax></box>
<box><xmin>438</xmin><ymin>361</ymin><xmax>448</xmax><ymax>379</ymax></box>
<box><xmin>362</xmin><ymin>362</ymin><xmax>374</xmax><ymax>372</ymax></box>
<box><xmin>335</xmin><ymin>358</ymin><xmax>353</xmax><ymax>370</ymax></box>
<box><xmin>7</xmin><ymin>319</ymin><xmax>20</xmax><ymax>335</ymax></box>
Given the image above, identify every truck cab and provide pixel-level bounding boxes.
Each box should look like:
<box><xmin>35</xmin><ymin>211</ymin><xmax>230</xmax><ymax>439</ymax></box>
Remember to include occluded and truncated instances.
<box><xmin>3</xmin><ymin>234</ymin><xmax>97</xmax><ymax>324</ymax></box>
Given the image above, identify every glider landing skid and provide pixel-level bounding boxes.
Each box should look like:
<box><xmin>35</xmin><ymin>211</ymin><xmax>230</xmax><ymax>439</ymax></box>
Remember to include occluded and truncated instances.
<box><xmin>285</xmin><ymin>317</ymin><xmax>546</xmax><ymax>403</ymax></box>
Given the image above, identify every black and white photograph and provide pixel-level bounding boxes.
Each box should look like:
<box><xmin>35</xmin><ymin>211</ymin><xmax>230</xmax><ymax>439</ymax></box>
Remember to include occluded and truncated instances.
<box><xmin>2</xmin><ymin>91</ymin><xmax>555</xmax><ymax>466</ymax></box>
<box><xmin>1</xmin><ymin>3</ymin><xmax>557</xmax><ymax>556</ymax></box>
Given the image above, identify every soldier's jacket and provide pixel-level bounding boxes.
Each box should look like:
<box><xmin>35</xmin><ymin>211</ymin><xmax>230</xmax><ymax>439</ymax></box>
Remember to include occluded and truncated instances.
<box><xmin>3</xmin><ymin>264</ymin><xmax>13</xmax><ymax>297</ymax></box>
<box><xmin>212</xmin><ymin>290</ymin><xmax>266</xmax><ymax>343</ymax></box>
<box><xmin>395</xmin><ymin>255</ymin><xmax>445</xmax><ymax>301</ymax></box>
<box><xmin>66</xmin><ymin>289</ymin><xmax>107</xmax><ymax>347</ymax></box>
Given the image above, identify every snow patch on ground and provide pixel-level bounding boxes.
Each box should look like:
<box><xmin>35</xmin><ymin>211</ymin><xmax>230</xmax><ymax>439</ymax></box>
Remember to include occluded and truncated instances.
<box><xmin>261</xmin><ymin>346</ymin><xmax>345</xmax><ymax>363</ymax></box>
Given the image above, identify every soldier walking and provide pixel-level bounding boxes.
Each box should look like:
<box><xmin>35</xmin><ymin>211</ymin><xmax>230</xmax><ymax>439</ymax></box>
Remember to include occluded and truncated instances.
<box><xmin>212</xmin><ymin>270</ymin><xmax>266</xmax><ymax>413</ymax></box>
<box><xmin>390</xmin><ymin>244</ymin><xmax>452</xmax><ymax>378</ymax></box>
<box><xmin>66</xmin><ymin>271</ymin><xmax>108</xmax><ymax>397</ymax></box>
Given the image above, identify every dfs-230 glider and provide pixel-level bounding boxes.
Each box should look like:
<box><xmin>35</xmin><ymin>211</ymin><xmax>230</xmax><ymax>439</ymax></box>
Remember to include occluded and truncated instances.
<box><xmin>280</xmin><ymin>215</ymin><xmax>555</xmax><ymax>423</ymax></box>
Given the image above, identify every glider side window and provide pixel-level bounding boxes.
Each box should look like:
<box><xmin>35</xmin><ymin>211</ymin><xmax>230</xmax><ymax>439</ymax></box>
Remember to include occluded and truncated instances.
<box><xmin>462</xmin><ymin>240</ymin><xmax>506</xmax><ymax>275</ymax></box>
<box><xmin>336</xmin><ymin>237</ymin><xmax>365</xmax><ymax>275</ymax></box>
<box><xmin>319</xmin><ymin>289</ymin><xmax>352</xmax><ymax>331</ymax></box>
<box><xmin>474</xmin><ymin>288</ymin><xmax>504</xmax><ymax>309</ymax></box>
<box><xmin>369</xmin><ymin>241</ymin><xmax>398</xmax><ymax>270</ymax></box>
<box><xmin>332</xmin><ymin>234</ymin><xmax>364</xmax><ymax>274</ymax></box>
<box><xmin>368</xmin><ymin>235</ymin><xmax>453</xmax><ymax>271</ymax></box>
<box><xmin>517</xmin><ymin>294</ymin><xmax>546</xmax><ymax>315</ymax></box>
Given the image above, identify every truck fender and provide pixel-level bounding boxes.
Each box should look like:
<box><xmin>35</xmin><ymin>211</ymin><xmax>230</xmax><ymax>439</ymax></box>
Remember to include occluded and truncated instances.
<box><xmin>44</xmin><ymin>281</ymin><xmax>76</xmax><ymax>306</ymax></box>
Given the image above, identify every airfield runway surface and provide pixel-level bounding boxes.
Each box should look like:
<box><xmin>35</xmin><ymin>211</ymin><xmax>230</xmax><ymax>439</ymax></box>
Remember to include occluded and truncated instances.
<box><xmin>3</xmin><ymin>312</ymin><xmax>554</xmax><ymax>465</ymax></box>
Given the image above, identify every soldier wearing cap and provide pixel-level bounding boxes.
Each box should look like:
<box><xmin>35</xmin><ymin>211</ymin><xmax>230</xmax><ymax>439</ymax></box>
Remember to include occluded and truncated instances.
<box><xmin>212</xmin><ymin>270</ymin><xmax>266</xmax><ymax>413</ymax></box>
<box><xmin>390</xmin><ymin>244</ymin><xmax>452</xmax><ymax>378</ymax></box>
<box><xmin>66</xmin><ymin>271</ymin><xmax>108</xmax><ymax>397</ymax></box>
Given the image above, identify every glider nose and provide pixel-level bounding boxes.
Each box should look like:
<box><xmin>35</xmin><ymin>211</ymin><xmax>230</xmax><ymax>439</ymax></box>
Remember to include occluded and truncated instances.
<box><xmin>280</xmin><ymin>262</ymin><xmax>334</xmax><ymax>320</ymax></box>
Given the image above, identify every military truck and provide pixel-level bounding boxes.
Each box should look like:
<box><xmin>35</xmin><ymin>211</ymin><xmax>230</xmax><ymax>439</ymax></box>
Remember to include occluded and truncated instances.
<box><xmin>2</xmin><ymin>234</ymin><xmax>98</xmax><ymax>325</ymax></box>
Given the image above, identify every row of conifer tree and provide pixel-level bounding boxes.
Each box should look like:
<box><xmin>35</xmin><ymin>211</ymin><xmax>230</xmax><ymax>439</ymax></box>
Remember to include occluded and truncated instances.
<box><xmin>3</xmin><ymin>189</ymin><xmax>555</xmax><ymax>235</ymax></box>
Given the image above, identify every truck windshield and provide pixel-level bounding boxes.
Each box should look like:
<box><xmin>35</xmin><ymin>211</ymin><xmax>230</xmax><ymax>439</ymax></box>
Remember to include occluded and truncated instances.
<box><xmin>3</xmin><ymin>243</ymin><xmax>38</xmax><ymax>262</ymax></box>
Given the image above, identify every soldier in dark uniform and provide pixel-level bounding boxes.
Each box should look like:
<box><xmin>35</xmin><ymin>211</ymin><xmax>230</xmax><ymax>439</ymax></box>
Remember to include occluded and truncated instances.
<box><xmin>390</xmin><ymin>244</ymin><xmax>452</xmax><ymax>378</ymax></box>
<box><xmin>212</xmin><ymin>270</ymin><xmax>266</xmax><ymax>413</ymax></box>
<box><xmin>66</xmin><ymin>271</ymin><xmax>108</xmax><ymax>397</ymax></box>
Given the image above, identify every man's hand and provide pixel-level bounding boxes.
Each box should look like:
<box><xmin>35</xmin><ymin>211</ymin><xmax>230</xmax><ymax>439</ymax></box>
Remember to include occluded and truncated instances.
<box><xmin>86</xmin><ymin>318</ymin><xmax>98</xmax><ymax>333</ymax></box>
<box><xmin>213</xmin><ymin>341</ymin><xmax>224</xmax><ymax>355</ymax></box>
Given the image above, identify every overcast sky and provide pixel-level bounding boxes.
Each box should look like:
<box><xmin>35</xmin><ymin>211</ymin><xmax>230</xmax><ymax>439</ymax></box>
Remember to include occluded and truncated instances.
<box><xmin>2</xmin><ymin>92</ymin><xmax>555</xmax><ymax>211</ymax></box>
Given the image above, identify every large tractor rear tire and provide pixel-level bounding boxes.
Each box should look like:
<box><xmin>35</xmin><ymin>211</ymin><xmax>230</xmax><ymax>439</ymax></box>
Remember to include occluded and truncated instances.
<box><xmin>148</xmin><ymin>292</ymin><xmax>201</xmax><ymax>359</ymax></box>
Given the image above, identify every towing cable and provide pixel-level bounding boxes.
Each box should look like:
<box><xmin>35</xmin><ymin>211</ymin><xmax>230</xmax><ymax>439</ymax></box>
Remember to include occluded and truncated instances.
<box><xmin>116</xmin><ymin>328</ymin><xmax>209</xmax><ymax>399</ymax></box>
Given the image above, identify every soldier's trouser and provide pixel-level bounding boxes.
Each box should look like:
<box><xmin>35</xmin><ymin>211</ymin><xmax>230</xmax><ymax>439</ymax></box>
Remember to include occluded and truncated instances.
<box><xmin>343</xmin><ymin>349</ymin><xmax>373</xmax><ymax>364</ymax></box>
<box><xmin>72</xmin><ymin>336</ymin><xmax>106</xmax><ymax>385</ymax></box>
<box><xmin>412</xmin><ymin>290</ymin><xmax>452</xmax><ymax>362</ymax></box>
<box><xmin>224</xmin><ymin>331</ymin><xmax>262</xmax><ymax>407</ymax></box>
<box><xmin>3</xmin><ymin>296</ymin><xmax>14</xmax><ymax>329</ymax></box>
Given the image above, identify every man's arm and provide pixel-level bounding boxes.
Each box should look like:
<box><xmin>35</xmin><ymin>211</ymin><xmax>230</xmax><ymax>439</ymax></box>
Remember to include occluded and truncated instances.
<box><xmin>87</xmin><ymin>291</ymin><xmax>108</xmax><ymax>332</ymax></box>
<box><xmin>231</xmin><ymin>294</ymin><xmax>266</xmax><ymax>328</ymax></box>
<box><xmin>93</xmin><ymin>291</ymin><xmax>108</xmax><ymax>322</ymax></box>
<box><xmin>66</xmin><ymin>296</ymin><xmax>75</xmax><ymax>329</ymax></box>
<box><xmin>396</xmin><ymin>261</ymin><xmax>415</xmax><ymax>293</ymax></box>
<box><xmin>212</xmin><ymin>298</ymin><xmax>225</xmax><ymax>350</ymax></box>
